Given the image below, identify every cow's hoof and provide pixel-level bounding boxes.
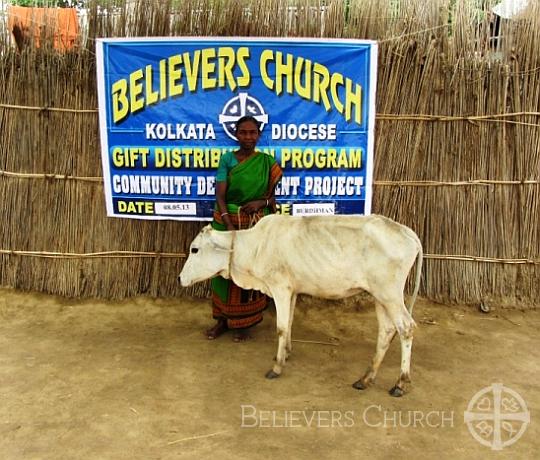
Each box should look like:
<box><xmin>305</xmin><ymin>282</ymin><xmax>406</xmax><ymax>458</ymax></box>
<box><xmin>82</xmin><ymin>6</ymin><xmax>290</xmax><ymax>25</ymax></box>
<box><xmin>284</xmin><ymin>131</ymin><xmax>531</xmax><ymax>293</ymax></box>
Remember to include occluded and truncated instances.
<box><xmin>265</xmin><ymin>369</ymin><xmax>280</xmax><ymax>379</ymax></box>
<box><xmin>389</xmin><ymin>385</ymin><xmax>405</xmax><ymax>397</ymax></box>
<box><xmin>352</xmin><ymin>379</ymin><xmax>368</xmax><ymax>390</ymax></box>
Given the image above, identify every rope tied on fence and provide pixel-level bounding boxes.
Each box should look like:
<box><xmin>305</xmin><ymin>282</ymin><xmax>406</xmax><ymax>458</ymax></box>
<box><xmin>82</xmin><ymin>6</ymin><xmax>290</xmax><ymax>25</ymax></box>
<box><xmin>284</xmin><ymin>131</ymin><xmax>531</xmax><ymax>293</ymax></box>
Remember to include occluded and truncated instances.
<box><xmin>0</xmin><ymin>170</ymin><xmax>102</xmax><ymax>182</ymax></box>
<box><xmin>375</xmin><ymin>179</ymin><xmax>540</xmax><ymax>187</ymax></box>
<box><xmin>2</xmin><ymin>103</ymin><xmax>540</xmax><ymax>125</ymax></box>
<box><xmin>2</xmin><ymin>169</ymin><xmax>538</xmax><ymax>187</ymax></box>
<box><xmin>0</xmin><ymin>103</ymin><xmax>98</xmax><ymax>113</ymax></box>
<box><xmin>0</xmin><ymin>249</ymin><xmax>186</xmax><ymax>259</ymax></box>
<box><xmin>0</xmin><ymin>248</ymin><xmax>538</xmax><ymax>265</ymax></box>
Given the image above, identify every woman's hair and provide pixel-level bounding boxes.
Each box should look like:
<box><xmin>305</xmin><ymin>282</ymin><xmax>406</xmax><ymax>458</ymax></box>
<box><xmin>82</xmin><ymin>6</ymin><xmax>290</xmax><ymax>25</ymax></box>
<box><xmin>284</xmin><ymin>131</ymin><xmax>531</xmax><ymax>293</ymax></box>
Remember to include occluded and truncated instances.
<box><xmin>235</xmin><ymin>115</ymin><xmax>262</xmax><ymax>133</ymax></box>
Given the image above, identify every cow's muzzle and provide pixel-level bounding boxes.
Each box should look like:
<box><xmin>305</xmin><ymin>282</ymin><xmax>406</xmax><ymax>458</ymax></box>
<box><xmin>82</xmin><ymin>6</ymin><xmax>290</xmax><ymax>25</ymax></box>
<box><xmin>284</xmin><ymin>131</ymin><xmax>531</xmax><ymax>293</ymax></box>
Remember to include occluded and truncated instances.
<box><xmin>178</xmin><ymin>273</ymin><xmax>192</xmax><ymax>287</ymax></box>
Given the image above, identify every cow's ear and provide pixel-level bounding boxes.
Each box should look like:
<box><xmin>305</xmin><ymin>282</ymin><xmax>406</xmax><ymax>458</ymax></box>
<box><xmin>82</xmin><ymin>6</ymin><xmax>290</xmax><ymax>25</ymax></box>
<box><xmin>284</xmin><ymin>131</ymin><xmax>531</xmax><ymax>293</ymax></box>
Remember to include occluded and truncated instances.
<box><xmin>210</xmin><ymin>238</ymin><xmax>233</xmax><ymax>253</ymax></box>
<box><xmin>209</xmin><ymin>231</ymin><xmax>233</xmax><ymax>252</ymax></box>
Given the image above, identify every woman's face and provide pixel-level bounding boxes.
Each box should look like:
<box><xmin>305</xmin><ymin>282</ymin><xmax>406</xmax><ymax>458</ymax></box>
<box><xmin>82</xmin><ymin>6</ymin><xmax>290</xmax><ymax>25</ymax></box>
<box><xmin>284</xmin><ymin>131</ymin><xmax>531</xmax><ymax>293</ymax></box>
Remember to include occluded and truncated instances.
<box><xmin>236</xmin><ymin>120</ymin><xmax>260</xmax><ymax>151</ymax></box>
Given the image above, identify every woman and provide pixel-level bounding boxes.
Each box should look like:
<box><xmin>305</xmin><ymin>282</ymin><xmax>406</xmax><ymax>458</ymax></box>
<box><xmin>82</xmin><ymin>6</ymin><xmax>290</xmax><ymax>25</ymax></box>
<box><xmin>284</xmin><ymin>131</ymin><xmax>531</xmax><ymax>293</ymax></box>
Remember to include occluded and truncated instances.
<box><xmin>207</xmin><ymin>115</ymin><xmax>283</xmax><ymax>342</ymax></box>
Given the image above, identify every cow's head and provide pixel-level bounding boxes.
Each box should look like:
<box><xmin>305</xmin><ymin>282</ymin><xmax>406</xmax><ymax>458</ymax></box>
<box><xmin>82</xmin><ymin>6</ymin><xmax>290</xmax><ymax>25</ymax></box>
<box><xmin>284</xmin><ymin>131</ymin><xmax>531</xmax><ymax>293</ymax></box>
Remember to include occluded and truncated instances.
<box><xmin>179</xmin><ymin>225</ymin><xmax>233</xmax><ymax>287</ymax></box>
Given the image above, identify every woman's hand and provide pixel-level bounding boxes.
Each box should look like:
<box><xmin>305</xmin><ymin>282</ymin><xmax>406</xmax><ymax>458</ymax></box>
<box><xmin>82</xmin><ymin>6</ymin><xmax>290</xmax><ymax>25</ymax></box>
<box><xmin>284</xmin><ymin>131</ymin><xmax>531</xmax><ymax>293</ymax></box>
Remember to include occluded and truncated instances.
<box><xmin>241</xmin><ymin>199</ymin><xmax>266</xmax><ymax>214</ymax></box>
<box><xmin>220</xmin><ymin>212</ymin><xmax>236</xmax><ymax>231</ymax></box>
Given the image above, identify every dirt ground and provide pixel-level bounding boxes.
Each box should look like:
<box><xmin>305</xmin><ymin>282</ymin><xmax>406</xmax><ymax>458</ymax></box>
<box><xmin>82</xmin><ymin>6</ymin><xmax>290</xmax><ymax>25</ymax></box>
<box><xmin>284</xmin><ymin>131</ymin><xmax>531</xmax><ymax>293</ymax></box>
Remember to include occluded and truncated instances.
<box><xmin>0</xmin><ymin>287</ymin><xmax>538</xmax><ymax>460</ymax></box>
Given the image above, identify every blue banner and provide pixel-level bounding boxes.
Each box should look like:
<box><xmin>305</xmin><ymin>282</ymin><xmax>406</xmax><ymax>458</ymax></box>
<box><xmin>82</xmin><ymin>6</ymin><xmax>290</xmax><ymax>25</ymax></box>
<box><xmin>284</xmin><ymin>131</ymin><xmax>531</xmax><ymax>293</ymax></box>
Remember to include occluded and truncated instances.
<box><xmin>96</xmin><ymin>37</ymin><xmax>377</xmax><ymax>220</ymax></box>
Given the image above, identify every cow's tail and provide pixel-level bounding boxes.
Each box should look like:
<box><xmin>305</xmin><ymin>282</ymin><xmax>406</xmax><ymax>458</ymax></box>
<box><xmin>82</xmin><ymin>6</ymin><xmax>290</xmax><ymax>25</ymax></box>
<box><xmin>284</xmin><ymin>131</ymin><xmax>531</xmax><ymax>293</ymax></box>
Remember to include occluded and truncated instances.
<box><xmin>407</xmin><ymin>240</ymin><xmax>423</xmax><ymax>315</ymax></box>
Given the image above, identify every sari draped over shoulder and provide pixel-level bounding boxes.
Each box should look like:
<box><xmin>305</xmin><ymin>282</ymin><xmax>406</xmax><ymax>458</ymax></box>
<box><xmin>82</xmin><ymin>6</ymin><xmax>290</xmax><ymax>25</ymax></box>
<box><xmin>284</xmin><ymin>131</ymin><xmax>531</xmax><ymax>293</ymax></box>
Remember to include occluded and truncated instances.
<box><xmin>211</xmin><ymin>152</ymin><xmax>282</xmax><ymax>329</ymax></box>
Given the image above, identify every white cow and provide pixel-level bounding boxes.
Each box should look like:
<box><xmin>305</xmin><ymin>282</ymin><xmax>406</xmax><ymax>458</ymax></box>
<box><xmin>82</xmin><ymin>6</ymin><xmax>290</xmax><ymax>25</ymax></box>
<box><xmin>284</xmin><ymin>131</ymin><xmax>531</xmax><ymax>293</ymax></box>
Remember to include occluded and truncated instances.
<box><xmin>179</xmin><ymin>214</ymin><xmax>423</xmax><ymax>397</ymax></box>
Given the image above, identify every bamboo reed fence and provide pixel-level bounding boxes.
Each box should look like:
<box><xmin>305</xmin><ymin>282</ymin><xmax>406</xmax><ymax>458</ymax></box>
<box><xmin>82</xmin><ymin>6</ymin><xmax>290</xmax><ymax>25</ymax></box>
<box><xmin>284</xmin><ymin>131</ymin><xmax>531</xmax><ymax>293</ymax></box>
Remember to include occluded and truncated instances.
<box><xmin>0</xmin><ymin>0</ymin><xmax>539</xmax><ymax>307</ymax></box>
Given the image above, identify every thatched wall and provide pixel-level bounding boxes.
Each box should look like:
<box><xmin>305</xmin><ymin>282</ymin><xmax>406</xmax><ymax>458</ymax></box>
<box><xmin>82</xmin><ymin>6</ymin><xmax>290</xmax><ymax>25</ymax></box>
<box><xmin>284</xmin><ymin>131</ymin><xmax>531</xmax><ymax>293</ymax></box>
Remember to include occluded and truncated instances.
<box><xmin>0</xmin><ymin>0</ymin><xmax>539</xmax><ymax>307</ymax></box>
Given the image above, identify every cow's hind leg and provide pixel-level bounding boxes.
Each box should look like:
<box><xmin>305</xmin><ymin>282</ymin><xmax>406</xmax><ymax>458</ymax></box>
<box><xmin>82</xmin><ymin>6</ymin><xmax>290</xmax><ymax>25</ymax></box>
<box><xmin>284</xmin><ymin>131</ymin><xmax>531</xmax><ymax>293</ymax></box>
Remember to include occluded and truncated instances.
<box><xmin>389</xmin><ymin>313</ymin><xmax>414</xmax><ymax>397</ymax></box>
<box><xmin>383</xmin><ymin>301</ymin><xmax>415</xmax><ymax>397</ymax></box>
<box><xmin>353</xmin><ymin>302</ymin><xmax>396</xmax><ymax>391</ymax></box>
<box><xmin>265</xmin><ymin>288</ymin><xmax>293</xmax><ymax>379</ymax></box>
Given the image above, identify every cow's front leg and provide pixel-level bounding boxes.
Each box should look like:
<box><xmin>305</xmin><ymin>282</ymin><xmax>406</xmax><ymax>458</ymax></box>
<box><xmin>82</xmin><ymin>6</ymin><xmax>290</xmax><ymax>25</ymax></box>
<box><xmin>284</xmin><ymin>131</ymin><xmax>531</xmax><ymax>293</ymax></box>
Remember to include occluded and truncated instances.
<box><xmin>286</xmin><ymin>294</ymin><xmax>297</xmax><ymax>355</ymax></box>
<box><xmin>265</xmin><ymin>289</ymin><xmax>293</xmax><ymax>379</ymax></box>
<box><xmin>353</xmin><ymin>302</ymin><xmax>396</xmax><ymax>390</ymax></box>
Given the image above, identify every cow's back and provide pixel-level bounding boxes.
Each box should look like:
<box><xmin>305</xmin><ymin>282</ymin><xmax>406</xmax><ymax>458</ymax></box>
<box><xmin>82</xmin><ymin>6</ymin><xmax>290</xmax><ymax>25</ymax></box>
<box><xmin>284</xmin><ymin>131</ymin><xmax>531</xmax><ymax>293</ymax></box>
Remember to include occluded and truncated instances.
<box><xmin>239</xmin><ymin>214</ymin><xmax>420</xmax><ymax>299</ymax></box>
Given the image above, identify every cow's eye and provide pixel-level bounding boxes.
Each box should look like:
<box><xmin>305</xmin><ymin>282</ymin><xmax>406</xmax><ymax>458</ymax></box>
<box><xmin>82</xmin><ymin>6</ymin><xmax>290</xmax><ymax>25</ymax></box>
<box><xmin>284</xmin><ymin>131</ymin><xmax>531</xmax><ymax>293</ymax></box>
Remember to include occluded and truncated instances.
<box><xmin>190</xmin><ymin>247</ymin><xmax>199</xmax><ymax>254</ymax></box>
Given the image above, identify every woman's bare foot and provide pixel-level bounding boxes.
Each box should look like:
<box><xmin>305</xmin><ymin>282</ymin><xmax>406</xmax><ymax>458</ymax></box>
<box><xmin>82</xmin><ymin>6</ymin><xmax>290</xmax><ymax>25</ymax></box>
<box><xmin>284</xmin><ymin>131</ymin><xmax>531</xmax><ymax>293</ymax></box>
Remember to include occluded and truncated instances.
<box><xmin>232</xmin><ymin>328</ymin><xmax>251</xmax><ymax>342</ymax></box>
<box><xmin>205</xmin><ymin>319</ymin><xmax>228</xmax><ymax>340</ymax></box>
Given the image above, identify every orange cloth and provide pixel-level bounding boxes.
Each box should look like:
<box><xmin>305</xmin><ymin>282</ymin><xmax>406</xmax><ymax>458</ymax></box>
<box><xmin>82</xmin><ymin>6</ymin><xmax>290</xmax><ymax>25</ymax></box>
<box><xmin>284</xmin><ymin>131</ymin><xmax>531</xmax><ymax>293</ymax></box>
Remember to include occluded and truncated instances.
<box><xmin>8</xmin><ymin>6</ymin><xmax>79</xmax><ymax>51</ymax></box>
